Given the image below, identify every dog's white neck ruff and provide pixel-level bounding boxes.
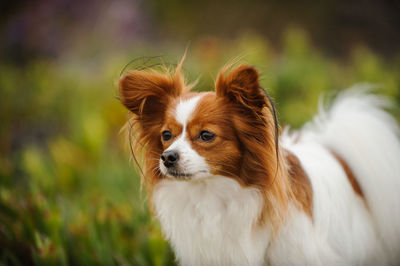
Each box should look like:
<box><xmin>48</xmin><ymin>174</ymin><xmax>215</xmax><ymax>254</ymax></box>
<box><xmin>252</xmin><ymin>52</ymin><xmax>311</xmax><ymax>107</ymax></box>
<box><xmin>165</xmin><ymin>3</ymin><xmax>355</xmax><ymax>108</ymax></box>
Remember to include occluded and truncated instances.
<box><xmin>152</xmin><ymin>176</ymin><xmax>270</xmax><ymax>266</ymax></box>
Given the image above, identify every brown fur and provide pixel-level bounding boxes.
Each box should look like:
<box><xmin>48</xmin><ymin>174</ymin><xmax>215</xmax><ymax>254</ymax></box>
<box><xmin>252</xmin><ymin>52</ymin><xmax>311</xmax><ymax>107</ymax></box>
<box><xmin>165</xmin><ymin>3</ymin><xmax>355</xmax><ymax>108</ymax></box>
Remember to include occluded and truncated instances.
<box><xmin>285</xmin><ymin>150</ymin><xmax>313</xmax><ymax>219</ymax></box>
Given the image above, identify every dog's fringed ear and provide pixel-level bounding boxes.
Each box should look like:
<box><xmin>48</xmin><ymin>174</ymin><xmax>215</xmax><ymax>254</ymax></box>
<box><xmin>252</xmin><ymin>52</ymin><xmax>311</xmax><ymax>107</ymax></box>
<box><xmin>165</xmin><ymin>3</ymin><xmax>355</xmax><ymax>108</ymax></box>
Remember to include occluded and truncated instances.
<box><xmin>215</xmin><ymin>64</ymin><xmax>267</xmax><ymax>111</ymax></box>
<box><xmin>119</xmin><ymin>65</ymin><xmax>185</xmax><ymax>130</ymax></box>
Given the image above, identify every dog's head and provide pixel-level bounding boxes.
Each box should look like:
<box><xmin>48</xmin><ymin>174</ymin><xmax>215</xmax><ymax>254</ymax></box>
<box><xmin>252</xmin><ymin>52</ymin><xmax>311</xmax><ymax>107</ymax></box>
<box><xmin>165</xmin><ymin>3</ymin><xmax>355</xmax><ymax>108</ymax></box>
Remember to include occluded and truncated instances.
<box><xmin>119</xmin><ymin>62</ymin><xmax>279</xmax><ymax>190</ymax></box>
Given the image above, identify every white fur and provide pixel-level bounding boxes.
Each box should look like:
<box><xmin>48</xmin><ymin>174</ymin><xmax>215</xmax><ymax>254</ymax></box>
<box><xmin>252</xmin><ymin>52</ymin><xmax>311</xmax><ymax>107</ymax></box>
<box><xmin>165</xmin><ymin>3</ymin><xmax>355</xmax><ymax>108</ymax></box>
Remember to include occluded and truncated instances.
<box><xmin>159</xmin><ymin>95</ymin><xmax>211</xmax><ymax>179</ymax></box>
<box><xmin>153</xmin><ymin>87</ymin><xmax>400</xmax><ymax>265</ymax></box>
<box><xmin>174</xmin><ymin>96</ymin><xmax>202</xmax><ymax>125</ymax></box>
<box><xmin>153</xmin><ymin>177</ymin><xmax>270</xmax><ymax>266</ymax></box>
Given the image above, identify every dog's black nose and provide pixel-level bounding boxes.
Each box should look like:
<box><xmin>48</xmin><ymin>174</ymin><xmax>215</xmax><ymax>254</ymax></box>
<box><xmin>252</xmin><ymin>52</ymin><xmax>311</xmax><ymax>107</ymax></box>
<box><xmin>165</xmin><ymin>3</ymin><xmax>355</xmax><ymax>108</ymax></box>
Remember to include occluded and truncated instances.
<box><xmin>161</xmin><ymin>150</ymin><xmax>179</xmax><ymax>168</ymax></box>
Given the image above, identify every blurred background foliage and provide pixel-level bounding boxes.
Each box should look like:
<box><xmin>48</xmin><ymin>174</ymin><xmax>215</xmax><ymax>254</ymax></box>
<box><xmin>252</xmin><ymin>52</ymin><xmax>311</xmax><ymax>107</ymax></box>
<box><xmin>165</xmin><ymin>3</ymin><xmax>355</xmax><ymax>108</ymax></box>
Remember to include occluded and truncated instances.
<box><xmin>0</xmin><ymin>0</ymin><xmax>399</xmax><ymax>265</ymax></box>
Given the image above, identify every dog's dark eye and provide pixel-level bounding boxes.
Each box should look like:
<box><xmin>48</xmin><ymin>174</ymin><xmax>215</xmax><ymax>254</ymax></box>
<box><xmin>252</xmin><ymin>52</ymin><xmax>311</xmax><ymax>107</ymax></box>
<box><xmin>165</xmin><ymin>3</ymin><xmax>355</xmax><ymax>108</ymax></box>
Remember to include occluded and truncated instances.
<box><xmin>199</xmin><ymin>130</ymin><xmax>215</xmax><ymax>142</ymax></box>
<box><xmin>162</xmin><ymin>130</ymin><xmax>172</xmax><ymax>141</ymax></box>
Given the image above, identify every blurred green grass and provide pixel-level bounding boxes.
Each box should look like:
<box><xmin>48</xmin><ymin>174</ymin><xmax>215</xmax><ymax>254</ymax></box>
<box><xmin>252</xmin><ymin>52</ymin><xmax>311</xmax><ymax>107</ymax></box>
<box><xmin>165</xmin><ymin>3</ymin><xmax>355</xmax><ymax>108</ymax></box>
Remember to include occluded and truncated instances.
<box><xmin>1</xmin><ymin>29</ymin><xmax>399</xmax><ymax>265</ymax></box>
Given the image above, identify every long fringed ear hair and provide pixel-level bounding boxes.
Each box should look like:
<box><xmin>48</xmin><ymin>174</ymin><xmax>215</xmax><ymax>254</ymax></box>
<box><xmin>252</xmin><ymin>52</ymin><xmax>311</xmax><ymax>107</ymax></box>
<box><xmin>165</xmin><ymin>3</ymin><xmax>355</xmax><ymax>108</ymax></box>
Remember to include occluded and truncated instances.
<box><xmin>215</xmin><ymin>64</ymin><xmax>280</xmax><ymax>182</ymax></box>
<box><xmin>260</xmin><ymin>86</ymin><xmax>280</xmax><ymax>179</ymax></box>
<box><xmin>118</xmin><ymin>55</ymin><xmax>189</xmax><ymax>196</ymax></box>
<box><xmin>215</xmin><ymin>64</ymin><xmax>293</xmax><ymax>229</ymax></box>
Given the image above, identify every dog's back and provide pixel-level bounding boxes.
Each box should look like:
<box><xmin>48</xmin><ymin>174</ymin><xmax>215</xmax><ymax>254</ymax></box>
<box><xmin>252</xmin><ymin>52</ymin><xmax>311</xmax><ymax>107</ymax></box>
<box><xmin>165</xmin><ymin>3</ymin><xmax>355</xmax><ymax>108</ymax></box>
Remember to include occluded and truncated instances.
<box><xmin>282</xmin><ymin>87</ymin><xmax>400</xmax><ymax>265</ymax></box>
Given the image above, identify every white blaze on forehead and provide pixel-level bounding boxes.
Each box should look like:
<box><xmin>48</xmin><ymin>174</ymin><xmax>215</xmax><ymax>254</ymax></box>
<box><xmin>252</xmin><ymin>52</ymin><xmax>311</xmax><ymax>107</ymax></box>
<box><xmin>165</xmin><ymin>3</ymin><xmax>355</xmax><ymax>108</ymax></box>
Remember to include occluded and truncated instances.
<box><xmin>174</xmin><ymin>95</ymin><xmax>202</xmax><ymax>126</ymax></box>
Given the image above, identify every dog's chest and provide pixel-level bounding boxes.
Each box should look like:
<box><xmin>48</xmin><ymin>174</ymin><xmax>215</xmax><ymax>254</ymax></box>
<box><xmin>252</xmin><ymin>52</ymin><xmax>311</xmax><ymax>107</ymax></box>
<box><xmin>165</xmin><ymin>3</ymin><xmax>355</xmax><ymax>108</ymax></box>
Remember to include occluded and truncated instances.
<box><xmin>152</xmin><ymin>177</ymin><xmax>269</xmax><ymax>266</ymax></box>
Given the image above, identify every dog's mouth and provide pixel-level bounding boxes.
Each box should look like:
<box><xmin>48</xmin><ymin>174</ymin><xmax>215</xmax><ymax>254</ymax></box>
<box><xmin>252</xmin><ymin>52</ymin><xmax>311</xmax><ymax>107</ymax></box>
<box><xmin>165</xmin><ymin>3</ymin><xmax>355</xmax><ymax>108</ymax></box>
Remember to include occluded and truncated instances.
<box><xmin>166</xmin><ymin>168</ymin><xmax>192</xmax><ymax>178</ymax></box>
<box><xmin>164</xmin><ymin>168</ymin><xmax>209</xmax><ymax>180</ymax></box>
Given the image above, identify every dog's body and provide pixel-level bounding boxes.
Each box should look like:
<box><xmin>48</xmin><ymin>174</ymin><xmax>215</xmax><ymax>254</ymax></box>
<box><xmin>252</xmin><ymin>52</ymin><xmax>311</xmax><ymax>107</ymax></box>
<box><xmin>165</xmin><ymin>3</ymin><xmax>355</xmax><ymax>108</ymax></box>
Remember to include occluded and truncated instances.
<box><xmin>119</xmin><ymin>62</ymin><xmax>400</xmax><ymax>265</ymax></box>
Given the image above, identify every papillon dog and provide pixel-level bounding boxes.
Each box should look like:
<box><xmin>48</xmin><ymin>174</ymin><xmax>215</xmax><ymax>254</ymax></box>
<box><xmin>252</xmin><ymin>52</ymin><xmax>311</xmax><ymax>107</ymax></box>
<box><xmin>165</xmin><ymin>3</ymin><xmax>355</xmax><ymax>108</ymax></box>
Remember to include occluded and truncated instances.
<box><xmin>119</xmin><ymin>58</ymin><xmax>400</xmax><ymax>266</ymax></box>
